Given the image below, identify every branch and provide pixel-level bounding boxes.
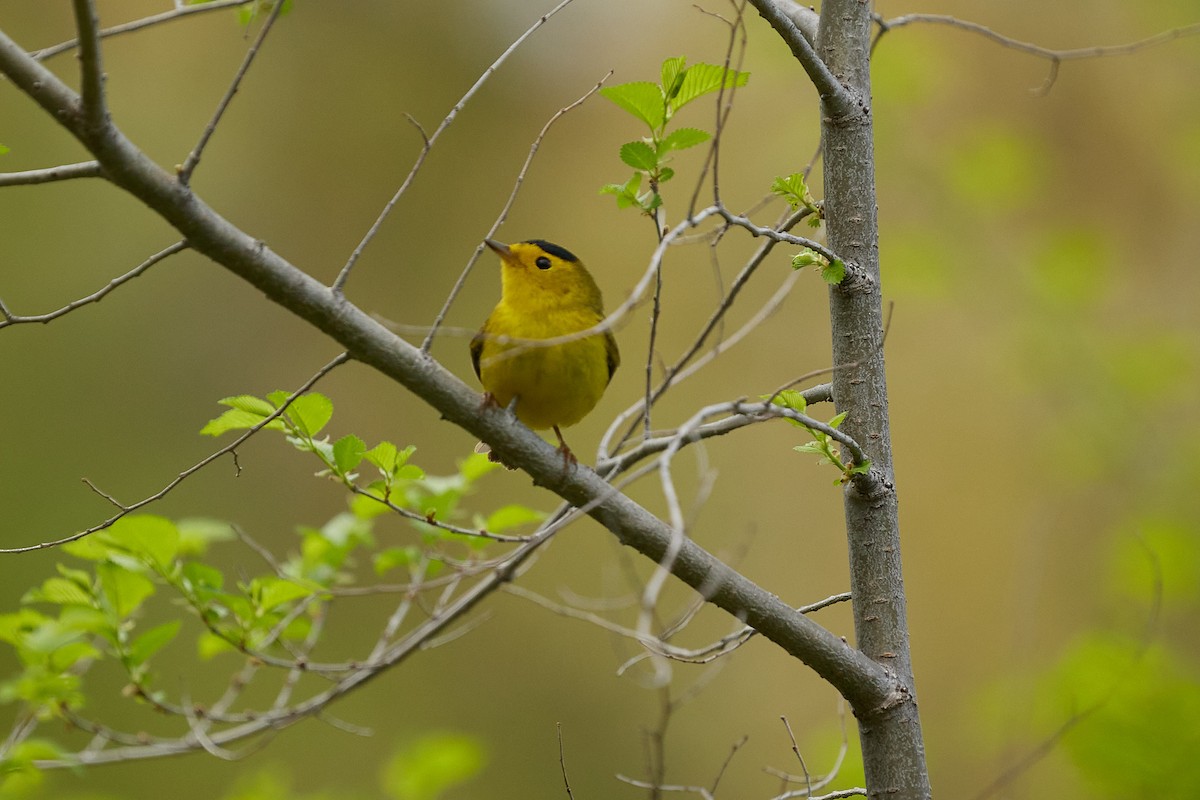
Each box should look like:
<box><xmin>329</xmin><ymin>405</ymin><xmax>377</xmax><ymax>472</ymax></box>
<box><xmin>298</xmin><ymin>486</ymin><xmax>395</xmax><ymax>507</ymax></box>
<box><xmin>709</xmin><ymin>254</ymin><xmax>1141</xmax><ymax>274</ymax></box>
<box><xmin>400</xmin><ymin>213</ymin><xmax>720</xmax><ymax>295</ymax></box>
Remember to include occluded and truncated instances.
<box><xmin>30</xmin><ymin>0</ymin><xmax>256</xmax><ymax>61</ymax></box>
<box><xmin>0</xmin><ymin>160</ymin><xmax>102</xmax><ymax>186</ymax></box>
<box><xmin>0</xmin><ymin>241</ymin><xmax>188</xmax><ymax>329</ymax></box>
<box><xmin>744</xmin><ymin>0</ymin><xmax>861</xmax><ymax>119</ymax></box>
<box><xmin>0</xmin><ymin>15</ymin><xmax>901</xmax><ymax>719</ymax></box>
<box><xmin>331</xmin><ymin>0</ymin><xmax>582</xmax><ymax>293</ymax></box>
<box><xmin>178</xmin><ymin>0</ymin><xmax>288</xmax><ymax>184</ymax></box>
<box><xmin>0</xmin><ymin>353</ymin><xmax>350</xmax><ymax>553</ymax></box>
<box><xmin>874</xmin><ymin>14</ymin><xmax>1200</xmax><ymax>95</ymax></box>
<box><xmin>71</xmin><ymin>0</ymin><xmax>108</xmax><ymax>131</ymax></box>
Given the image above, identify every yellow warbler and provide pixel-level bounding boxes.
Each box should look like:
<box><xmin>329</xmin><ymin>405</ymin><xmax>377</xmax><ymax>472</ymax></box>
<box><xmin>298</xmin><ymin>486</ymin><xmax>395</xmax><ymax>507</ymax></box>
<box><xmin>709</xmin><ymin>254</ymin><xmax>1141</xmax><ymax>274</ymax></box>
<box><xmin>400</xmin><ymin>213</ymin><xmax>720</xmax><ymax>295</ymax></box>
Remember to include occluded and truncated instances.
<box><xmin>471</xmin><ymin>239</ymin><xmax>619</xmax><ymax>461</ymax></box>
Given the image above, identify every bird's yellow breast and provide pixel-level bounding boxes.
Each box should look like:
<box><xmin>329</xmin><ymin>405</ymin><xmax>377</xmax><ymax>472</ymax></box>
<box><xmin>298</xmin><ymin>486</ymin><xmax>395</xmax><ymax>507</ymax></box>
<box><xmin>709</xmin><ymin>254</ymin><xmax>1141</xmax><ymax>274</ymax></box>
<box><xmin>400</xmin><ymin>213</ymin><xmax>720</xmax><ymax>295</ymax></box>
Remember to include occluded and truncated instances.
<box><xmin>475</xmin><ymin>301</ymin><xmax>612</xmax><ymax>430</ymax></box>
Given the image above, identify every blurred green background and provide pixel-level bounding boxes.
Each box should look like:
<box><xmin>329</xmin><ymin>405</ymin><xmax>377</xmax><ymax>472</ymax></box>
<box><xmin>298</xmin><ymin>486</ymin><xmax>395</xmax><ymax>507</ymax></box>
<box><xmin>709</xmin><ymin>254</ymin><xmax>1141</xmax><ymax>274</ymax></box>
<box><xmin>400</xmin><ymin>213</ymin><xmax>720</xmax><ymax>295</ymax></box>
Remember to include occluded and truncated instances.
<box><xmin>2</xmin><ymin>0</ymin><xmax>1199</xmax><ymax>797</ymax></box>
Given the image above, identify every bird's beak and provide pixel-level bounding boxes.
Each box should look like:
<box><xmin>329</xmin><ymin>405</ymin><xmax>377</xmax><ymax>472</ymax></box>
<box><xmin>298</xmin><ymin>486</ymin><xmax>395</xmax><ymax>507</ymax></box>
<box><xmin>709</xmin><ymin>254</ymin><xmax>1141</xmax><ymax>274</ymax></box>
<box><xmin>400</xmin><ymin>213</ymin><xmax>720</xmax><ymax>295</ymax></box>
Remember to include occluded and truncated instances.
<box><xmin>484</xmin><ymin>239</ymin><xmax>511</xmax><ymax>259</ymax></box>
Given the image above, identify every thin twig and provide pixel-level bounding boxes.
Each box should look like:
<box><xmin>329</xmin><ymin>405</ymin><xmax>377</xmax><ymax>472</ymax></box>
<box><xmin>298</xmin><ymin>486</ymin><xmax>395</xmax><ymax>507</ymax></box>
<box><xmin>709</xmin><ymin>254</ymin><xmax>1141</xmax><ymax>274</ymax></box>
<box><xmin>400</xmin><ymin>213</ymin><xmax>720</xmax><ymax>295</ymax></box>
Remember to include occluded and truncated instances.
<box><xmin>0</xmin><ymin>241</ymin><xmax>188</xmax><ymax>329</ymax></box>
<box><xmin>0</xmin><ymin>160</ymin><xmax>103</xmax><ymax>186</ymax></box>
<box><xmin>332</xmin><ymin>0</ymin><xmax>582</xmax><ymax>294</ymax></box>
<box><xmin>0</xmin><ymin>352</ymin><xmax>350</xmax><ymax>553</ymax></box>
<box><xmin>31</xmin><ymin>0</ymin><xmax>255</xmax><ymax>61</ymax></box>
<box><xmin>557</xmin><ymin>723</ymin><xmax>575</xmax><ymax>800</ymax></box>
<box><xmin>420</xmin><ymin>70</ymin><xmax>612</xmax><ymax>353</ymax></box>
<box><xmin>178</xmin><ymin>0</ymin><xmax>287</xmax><ymax>184</ymax></box>
<box><xmin>873</xmin><ymin>14</ymin><xmax>1200</xmax><ymax>95</ymax></box>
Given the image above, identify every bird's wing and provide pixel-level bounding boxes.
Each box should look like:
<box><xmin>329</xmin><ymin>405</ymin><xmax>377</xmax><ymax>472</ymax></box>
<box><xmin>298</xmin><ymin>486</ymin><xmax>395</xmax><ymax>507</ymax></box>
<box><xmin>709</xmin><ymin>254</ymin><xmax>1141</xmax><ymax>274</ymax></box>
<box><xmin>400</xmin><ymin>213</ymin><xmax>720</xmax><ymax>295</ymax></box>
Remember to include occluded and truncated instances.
<box><xmin>604</xmin><ymin>329</ymin><xmax>620</xmax><ymax>384</ymax></box>
<box><xmin>469</xmin><ymin>326</ymin><xmax>486</xmax><ymax>380</ymax></box>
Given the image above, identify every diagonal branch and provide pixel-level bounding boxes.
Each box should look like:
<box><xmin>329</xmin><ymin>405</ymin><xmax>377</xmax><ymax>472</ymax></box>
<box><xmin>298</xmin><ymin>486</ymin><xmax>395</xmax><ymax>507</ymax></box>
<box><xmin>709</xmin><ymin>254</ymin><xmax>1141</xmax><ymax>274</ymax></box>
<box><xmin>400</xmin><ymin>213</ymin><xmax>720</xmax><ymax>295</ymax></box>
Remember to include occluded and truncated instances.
<box><xmin>0</xmin><ymin>241</ymin><xmax>188</xmax><ymax>329</ymax></box>
<box><xmin>744</xmin><ymin>0</ymin><xmax>860</xmax><ymax>119</ymax></box>
<box><xmin>874</xmin><ymin>14</ymin><xmax>1200</xmax><ymax>95</ymax></box>
<box><xmin>0</xmin><ymin>19</ymin><xmax>899</xmax><ymax>718</ymax></box>
<box><xmin>178</xmin><ymin>0</ymin><xmax>288</xmax><ymax>184</ymax></box>
<box><xmin>71</xmin><ymin>0</ymin><xmax>108</xmax><ymax>131</ymax></box>
<box><xmin>0</xmin><ymin>160</ymin><xmax>102</xmax><ymax>186</ymax></box>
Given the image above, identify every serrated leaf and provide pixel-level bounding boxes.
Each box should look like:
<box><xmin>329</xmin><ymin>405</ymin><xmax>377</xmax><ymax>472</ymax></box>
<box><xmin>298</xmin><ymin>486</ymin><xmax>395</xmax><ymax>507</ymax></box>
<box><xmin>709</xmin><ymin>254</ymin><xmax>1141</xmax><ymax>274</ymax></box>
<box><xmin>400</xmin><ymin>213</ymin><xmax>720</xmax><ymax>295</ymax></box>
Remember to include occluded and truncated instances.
<box><xmin>768</xmin><ymin>389</ymin><xmax>808</xmax><ymax>414</ymax></box>
<box><xmin>333</xmin><ymin>434</ymin><xmax>367</xmax><ymax>474</ymax></box>
<box><xmin>128</xmin><ymin>620</ymin><xmax>181</xmax><ymax>666</ymax></box>
<box><xmin>22</xmin><ymin>577</ymin><xmax>93</xmax><ymax>607</ymax></box>
<box><xmin>619</xmin><ymin>140</ymin><xmax>658</xmax><ymax>171</ymax></box>
<box><xmin>218</xmin><ymin>394</ymin><xmax>275</xmax><ymax>416</ymax></box>
<box><xmin>600</xmin><ymin>82</ymin><xmax>666</xmax><ymax>130</ymax></box>
<box><xmin>660</xmin><ymin>56</ymin><xmax>688</xmax><ymax>100</ymax></box>
<box><xmin>286</xmin><ymin>393</ymin><xmax>333</xmax><ymax>437</ymax></box>
<box><xmin>793</xmin><ymin>442</ymin><xmax>825</xmax><ymax>455</ymax></box>
<box><xmin>200</xmin><ymin>407</ymin><xmax>284</xmax><ymax>436</ymax></box>
<box><xmin>658</xmin><ymin>127</ymin><xmax>711</xmax><ymax>154</ymax></box>
<box><xmin>771</xmin><ymin>173</ymin><xmax>809</xmax><ymax>209</ymax></box>
<box><xmin>671</xmin><ymin>63</ymin><xmax>749</xmax><ymax>112</ymax></box>
<box><xmin>657</xmin><ymin>167</ymin><xmax>675</xmax><ymax>183</ymax></box>
<box><xmin>822</xmin><ymin>259</ymin><xmax>846</xmax><ymax>285</ymax></box>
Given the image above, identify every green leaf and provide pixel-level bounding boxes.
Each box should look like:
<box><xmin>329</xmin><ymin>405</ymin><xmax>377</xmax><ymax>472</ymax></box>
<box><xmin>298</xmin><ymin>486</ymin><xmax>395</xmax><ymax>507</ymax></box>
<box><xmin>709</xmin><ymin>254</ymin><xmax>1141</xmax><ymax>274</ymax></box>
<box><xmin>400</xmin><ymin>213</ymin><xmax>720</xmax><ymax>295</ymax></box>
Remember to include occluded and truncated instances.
<box><xmin>828</xmin><ymin>411</ymin><xmax>849</xmax><ymax>429</ymax></box>
<box><xmin>793</xmin><ymin>442</ymin><xmax>825</xmax><ymax>456</ymax></box>
<box><xmin>658</xmin><ymin>127</ymin><xmax>711</xmax><ymax>154</ymax></box>
<box><xmin>333</xmin><ymin>434</ymin><xmax>367</xmax><ymax>474</ymax></box>
<box><xmin>200</xmin><ymin>407</ymin><xmax>283</xmax><ymax>436</ymax></box>
<box><xmin>619</xmin><ymin>140</ymin><xmax>658</xmax><ymax>171</ymax></box>
<box><xmin>96</xmin><ymin>563</ymin><xmax>155</xmax><ymax>618</ymax></box>
<box><xmin>0</xmin><ymin>143</ymin><xmax>10</xmax><ymax>156</ymax></box>
<box><xmin>374</xmin><ymin>546</ymin><xmax>422</xmax><ymax>576</ymax></box>
<box><xmin>128</xmin><ymin>620</ymin><xmax>181</xmax><ymax>666</ymax></box>
<box><xmin>771</xmin><ymin>173</ymin><xmax>811</xmax><ymax>210</ymax></box>
<box><xmin>671</xmin><ymin>63</ymin><xmax>749</xmax><ymax>112</ymax></box>
<box><xmin>366</xmin><ymin>442</ymin><xmax>416</xmax><ymax>477</ymax></box>
<box><xmin>382</xmin><ymin>733</ymin><xmax>487</xmax><ymax>800</ymax></box>
<box><xmin>48</xmin><ymin>641</ymin><xmax>101</xmax><ymax>673</ymax></box>
<box><xmin>791</xmin><ymin>248</ymin><xmax>825</xmax><ymax>270</ymax></box>
<box><xmin>99</xmin><ymin>515</ymin><xmax>180</xmax><ymax>571</ymax></box>
<box><xmin>600</xmin><ymin>172</ymin><xmax>644</xmax><ymax>210</ymax></box>
<box><xmin>252</xmin><ymin>577</ymin><xmax>314</xmax><ymax>613</ymax></box>
<box><xmin>600</xmin><ymin>82</ymin><xmax>665</xmax><ymax>131</ymax></box>
<box><xmin>483</xmin><ymin>505</ymin><xmax>545</xmax><ymax>533</ymax></box>
<box><xmin>197</xmin><ymin>630</ymin><xmax>235</xmax><ymax>659</ymax></box>
<box><xmin>769</xmin><ymin>389</ymin><xmax>808</xmax><ymax>414</ymax></box>
<box><xmin>821</xmin><ymin>259</ymin><xmax>846</xmax><ymax>285</ymax></box>
<box><xmin>176</xmin><ymin>517</ymin><xmax>236</xmax><ymax>556</ymax></box>
<box><xmin>220</xmin><ymin>394</ymin><xmax>276</xmax><ymax>416</ymax></box>
<box><xmin>458</xmin><ymin>452</ymin><xmax>498</xmax><ymax>482</ymax></box>
<box><xmin>660</xmin><ymin>56</ymin><xmax>688</xmax><ymax>100</ymax></box>
<box><xmin>285</xmin><ymin>393</ymin><xmax>333</xmax><ymax>437</ymax></box>
<box><xmin>21</xmin><ymin>577</ymin><xmax>93</xmax><ymax>607</ymax></box>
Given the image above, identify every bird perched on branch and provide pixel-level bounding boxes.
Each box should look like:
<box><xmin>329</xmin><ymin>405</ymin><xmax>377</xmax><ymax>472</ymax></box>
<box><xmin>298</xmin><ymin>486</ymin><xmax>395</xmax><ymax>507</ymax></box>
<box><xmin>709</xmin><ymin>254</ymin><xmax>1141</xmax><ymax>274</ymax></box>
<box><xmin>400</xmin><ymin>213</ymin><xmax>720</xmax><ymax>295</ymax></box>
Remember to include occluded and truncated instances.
<box><xmin>471</xmin><ymin>239</ymin><xmax>619</xmax><ymax>465</ymax></box>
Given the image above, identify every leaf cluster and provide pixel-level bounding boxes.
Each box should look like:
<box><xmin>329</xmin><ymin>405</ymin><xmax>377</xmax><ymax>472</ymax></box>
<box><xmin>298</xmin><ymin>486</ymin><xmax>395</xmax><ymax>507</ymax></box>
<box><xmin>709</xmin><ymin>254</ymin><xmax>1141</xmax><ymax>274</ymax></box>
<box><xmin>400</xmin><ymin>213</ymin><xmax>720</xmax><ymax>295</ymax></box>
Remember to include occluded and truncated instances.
<box><xmin>0</xmin><ymin>393</ymin><xmax>541</xmax><ymax>788</ymax></box>
<box><xmin>770</xmin><ymin>390</ymin><xmax>871</xmax><ymax>483</ymax></box>
<box><xmin>600</xmin><ymin>57</ymin><xmax>749</xmax><ymax>214</ymax></box>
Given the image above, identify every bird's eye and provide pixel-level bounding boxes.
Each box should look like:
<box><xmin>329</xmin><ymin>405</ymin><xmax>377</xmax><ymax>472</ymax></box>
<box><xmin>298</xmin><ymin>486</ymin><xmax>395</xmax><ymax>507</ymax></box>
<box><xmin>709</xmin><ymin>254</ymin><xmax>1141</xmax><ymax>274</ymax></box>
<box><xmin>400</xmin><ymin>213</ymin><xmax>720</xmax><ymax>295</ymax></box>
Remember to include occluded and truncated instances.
<box><xmin>535</xmin><ymin>256</ymin><xmax>552</xmax><ymax>270</ymax></box>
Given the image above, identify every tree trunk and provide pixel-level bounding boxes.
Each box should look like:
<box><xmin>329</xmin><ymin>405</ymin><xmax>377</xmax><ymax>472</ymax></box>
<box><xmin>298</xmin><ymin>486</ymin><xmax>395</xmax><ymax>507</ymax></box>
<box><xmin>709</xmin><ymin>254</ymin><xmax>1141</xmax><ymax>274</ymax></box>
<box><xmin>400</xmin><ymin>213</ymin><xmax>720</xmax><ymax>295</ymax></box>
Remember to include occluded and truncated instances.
<box><xmin>818</xmin><ymin>1</ymin><xmax>933</xmax><ymax>796</ymax></box>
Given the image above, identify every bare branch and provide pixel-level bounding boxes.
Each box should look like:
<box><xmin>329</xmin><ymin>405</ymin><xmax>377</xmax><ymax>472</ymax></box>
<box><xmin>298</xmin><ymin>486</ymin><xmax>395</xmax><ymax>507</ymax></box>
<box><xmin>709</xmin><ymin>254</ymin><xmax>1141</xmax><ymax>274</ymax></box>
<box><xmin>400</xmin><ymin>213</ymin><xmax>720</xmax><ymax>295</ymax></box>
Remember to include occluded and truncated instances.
<box><xmin>744</xmin><ymin>0</ymin><xmax>861</xmax><ymax>119</ymax></box>
<box><xmin>0</xmin><ymin>352</ymin><xmax>350</xmax><ymax>553</ymax></box>
<box><xmin>178</xmin><ymin>0</ymin><xmax>288</xmax><ymax>185</ymax></box>
<box><xmin>0</xmin><ymin>160</ymin><xmax>102</xmax><ymax>186</ymax></box>
<box><xmin>331</xmin><ymin>0</ymin><xmax>582</xmax><ymax>294</ymax></box>
<box><xmin>70</xmin><ymin>0</ymin><xmax>108</xmax><ymax>130</ymax></box>
<box><xmin>31</xmin><ymin>0</ymin><xmax>256</xmax><ymax>61</ymax></box>
<box><xmin>420</xmin><ymin>70</ymin><xmax>613</xmax><ymax>353</ymax></box>
<box><xmin>0</xmin><ymin>241</ymin><xmax>188</xmax><ymax>329</ymax></box>
<box><xmin>874</xmin><ymin>14</ymin><xmax>1200</xmax><ymax>95</ymax></box>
